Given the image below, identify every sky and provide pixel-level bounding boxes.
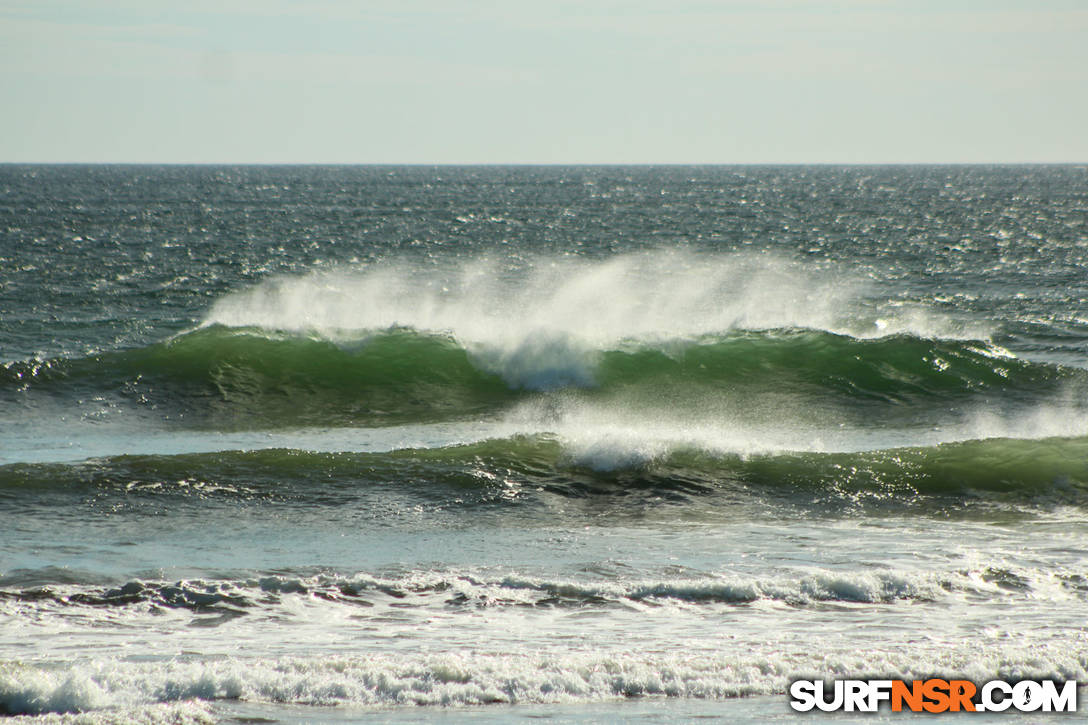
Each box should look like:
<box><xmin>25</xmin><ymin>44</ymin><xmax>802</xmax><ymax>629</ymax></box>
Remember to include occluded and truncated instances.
<box><xmin>2</xmin><ymin>0</ymin><xmax>1087</xmax><ymax>164</ymax></box>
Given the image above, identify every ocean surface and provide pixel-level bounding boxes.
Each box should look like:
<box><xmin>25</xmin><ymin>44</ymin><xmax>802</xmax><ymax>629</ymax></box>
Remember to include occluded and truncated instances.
<box><xmin>1</xmin><ymin>164</ymin><xmax>1087</xmax><ymax>723</ymax></box>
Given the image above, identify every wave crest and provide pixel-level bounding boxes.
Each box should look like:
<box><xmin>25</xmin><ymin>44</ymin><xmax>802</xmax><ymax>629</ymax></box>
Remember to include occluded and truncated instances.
<box><xmin>3</xmin><ymin>325</ymin><xmax>1071</xmax><ymax>431</ymax></box>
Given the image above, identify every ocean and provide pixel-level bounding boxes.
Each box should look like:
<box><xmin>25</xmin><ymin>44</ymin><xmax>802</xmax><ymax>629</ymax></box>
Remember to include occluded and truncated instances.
<box><xmin>1</xmin><ymin>164</ymin><xmax>1086</xmax><ymax>722</ymax></box>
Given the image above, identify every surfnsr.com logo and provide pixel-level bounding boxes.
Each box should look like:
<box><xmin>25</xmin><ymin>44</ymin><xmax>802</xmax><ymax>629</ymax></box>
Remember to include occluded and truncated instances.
<box><xmin>789</xmin><ymin>679</ymin><xmax>1078</xmax><ymax>713</ymax></box>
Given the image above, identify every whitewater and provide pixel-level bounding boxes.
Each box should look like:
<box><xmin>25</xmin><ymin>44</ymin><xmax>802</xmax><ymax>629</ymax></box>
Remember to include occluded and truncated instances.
<box><xmin>1</xmin><ymin>164</ymin><xmax>1086</xmax><ymax>722</ymax></box>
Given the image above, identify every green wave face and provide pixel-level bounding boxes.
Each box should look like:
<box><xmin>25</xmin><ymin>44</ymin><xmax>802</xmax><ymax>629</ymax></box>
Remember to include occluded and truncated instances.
<box><xmin>2</xmin><ymin>326</ymin><xmax>514</xmax><ymax>427</ymax></box>
<box><xmin>1</xmin><ymin>325</ymin><xmax>1079</xmax><ymax>429</ymax></box>
<box><xmin>595</xmin><ymin>330</ymin><xmax>1064</xmax><ymax>401</ymax></box>
<box><xmin>3</xmin><ymin>435</ymin><xmax>1086</xmax><ymax>515</ymax></box>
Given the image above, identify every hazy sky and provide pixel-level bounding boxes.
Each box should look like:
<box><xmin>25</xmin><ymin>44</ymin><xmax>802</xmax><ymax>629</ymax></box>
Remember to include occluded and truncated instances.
<box><xmin>2</xmin><ymin>0</ymin><xmax>1086</xmax><ymax>163</ymax></box>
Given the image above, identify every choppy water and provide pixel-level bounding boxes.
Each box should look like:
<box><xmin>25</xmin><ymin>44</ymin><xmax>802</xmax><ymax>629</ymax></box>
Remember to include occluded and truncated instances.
<box><xmin>2</xmin><ymin>165</ymin><xmax>1087</xmax><ymax>722</ymax></box>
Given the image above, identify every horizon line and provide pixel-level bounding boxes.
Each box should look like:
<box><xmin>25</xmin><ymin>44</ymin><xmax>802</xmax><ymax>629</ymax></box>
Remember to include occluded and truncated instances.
<box><xmin>3</xmin><ymin>160</ymin><xmax>1087</xmax><ymax>168</ymax></box>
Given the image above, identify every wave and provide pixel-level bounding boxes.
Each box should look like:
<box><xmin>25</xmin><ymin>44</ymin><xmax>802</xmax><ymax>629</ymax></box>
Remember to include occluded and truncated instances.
<box><xmin>0</xmin><ymin>326</ymin><xmax>509</xmax><ymax>426</ymax></box>
<box><xmin>2</xmin><ymin>325</ymin><xmax>1077</xmax><ymax>429</ymax></box>
<box><xmin>5</xmin><ymin>561</ymin><xmax>1084</xmax><ymax>613</ymax></box>
<box><xmin>202</xmin><ymin>251</ymin><xmax>991</xmax><ymax>343</ymax></box>
<box><xmin>1</xmin><ymin>646</ymin><xmax>1084</xmax><ymax>716</ymax></box>
<box><xmin>8</xmin><ymin>249</ymin><xmax>1046</xmax><ymax>432</ymax></box>
<box><xmin>3</xmin><ymin>434</ymin><xmax>1086</xmax><ymax>510</ymax></box>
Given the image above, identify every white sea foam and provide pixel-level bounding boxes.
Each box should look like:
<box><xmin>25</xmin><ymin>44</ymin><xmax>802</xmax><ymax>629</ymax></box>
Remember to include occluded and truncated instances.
<box><xmin>5</xmin><ymin>559</ymin><xmax>1085</xmax><ymax>718</ymax></box>
<box><xmin>2</xmin><ymin>645</ymin><xmax>1084</xmax><ymax>717</ymax></box>
<box><xmin>6</xmin><ymin>562</ymin><xmax>1082</xmax><ymax>621</ymax></box>
<box><xmin>502</xmin><ymin>400</ymin><xmax>816</xmax><ymax>466</ymax></box>
<box><xmin>0</xmin><ymin>700</ymin><xmax>213</xmax><ymax>724</ymax></box>
<box><xmin>500</xmin><ymin>392</ymin><xmax>1088</xmax><ymax>470</ymax></box>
